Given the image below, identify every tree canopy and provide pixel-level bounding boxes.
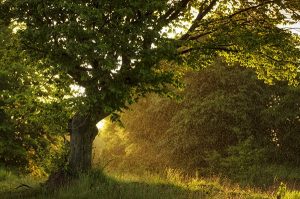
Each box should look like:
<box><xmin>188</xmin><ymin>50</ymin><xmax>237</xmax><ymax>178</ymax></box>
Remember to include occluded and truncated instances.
<box><xmin>1</xmin><ymin>0</ymin><xmax>300</xmax><ymax>173</ymax></box>
<box><xmin>2</xmin><ymin>0</ymin><xmax>300</xmax><ymax>119</ymax></box>
<box><xmin>0</xmin><ymin>20</ymin><xmax>72</xmax><ymax>173</ymax></box>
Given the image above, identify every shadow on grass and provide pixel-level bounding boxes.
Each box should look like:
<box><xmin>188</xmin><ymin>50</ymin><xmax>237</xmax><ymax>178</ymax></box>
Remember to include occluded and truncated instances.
<box><xmin>0</xmin><ymin>173</ymin><xmax>216</xmax><ymax>199</ymax></box>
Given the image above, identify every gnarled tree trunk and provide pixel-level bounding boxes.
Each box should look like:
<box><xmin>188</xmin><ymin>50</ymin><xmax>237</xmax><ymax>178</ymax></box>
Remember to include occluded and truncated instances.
<box><xmin>46</xmin><ymin>112</ymin><xmax>108</xmax><ymax>188</ymax></box>
<box><xmin>68</xmin><ymin>113</ymin><xmax>98</xmax><ymax>173</ymax></box>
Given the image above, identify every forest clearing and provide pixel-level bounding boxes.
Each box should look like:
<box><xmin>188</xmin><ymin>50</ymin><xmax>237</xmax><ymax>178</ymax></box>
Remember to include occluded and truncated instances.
<box><xmin>1</xmin><ymin>168</ymin><xmax>300</xmax><ymax>199</ymax></box>
<box><xmin>1</xmin><ymin>0</ymin><xmax>300</xmax><ymax>198</ymax></box>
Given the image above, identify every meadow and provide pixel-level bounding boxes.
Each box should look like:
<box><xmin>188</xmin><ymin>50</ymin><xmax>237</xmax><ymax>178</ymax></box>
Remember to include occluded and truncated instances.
<box><xmin>0</xmin><ymin>168</ymin><xmax>299</xmax><ymax>199</ymax></box>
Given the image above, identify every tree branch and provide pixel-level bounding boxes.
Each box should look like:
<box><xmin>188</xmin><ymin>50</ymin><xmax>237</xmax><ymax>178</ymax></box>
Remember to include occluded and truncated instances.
<box><xmin>180</xmin><ymin>0</ymin><xmax>219</xmax><ymax>40</ymax></box>
<box><xmin>227</xmin><ymin>0</ymin><xmax>275</xmax><ymax>19</ymax></box>
<box><xmin>188</xmin><ymin>31</ymin><xmax>214</xmax><ymax>41</ymax></box>
<box><xmin>187</xmin><ymin>17</ymin><xmax>249</xmax><ymax>41</ymax></box>
<box><xmin>15</xmin><ymin>184</ymin><xmax>32</xmax><ymax>189</ymax></box>
<box><xmin>178</xmin><ymin>45</ymin><xmax>238</xmax><ymax>55</ymax></box>
<box><xmin>159</xmin><ymin>0</ymin><xmax>192</xmax><ymax>24</ymax></box>
<box><xmin>259</xmin><ymin>51</ymin><xmax>298</xmax><ymax>65</ymax></box>
<box><xmin>180</xmin><ymin>0</ymin><xmax>276</xmax><ymax>41</ymax></box>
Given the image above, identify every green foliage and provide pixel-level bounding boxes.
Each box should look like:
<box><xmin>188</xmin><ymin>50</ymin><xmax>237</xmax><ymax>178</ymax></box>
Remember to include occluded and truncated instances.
<box><xmin>1</xmin><ymin>0</ymin><xmax>300</xmax><ymax>120</ymax></box>
<box><xmin>1</xmin><ymin>0</ymin><xmax>184</xmax><ymax>120</ymax></box>
<box><xmin>98</xmin><ymin>62</ymin><xmax>300</xmax><ymax>186</ymax></box>
<box><xmin>261</xmin><ymin>84</ymin><xmax>300</xmax><ymax>165</ymax></box>
<box><xmin>98</xmin><ymin>94</ymin><xmax>177</xmax><ymax>173</ymax></box>
<box><xmin>163</xmin><ymin>64</ymin><xmax>269</xmax><ymax>170</ymax></box>
<box><xmin>0</xmin><ymin>21</ymin><xmax>72</xmax><ymax>174</ymax></box>
<box><xmin>215</xmin><ymin>137</ymin><xmax>269</xmax><ymax>186</ymax></box>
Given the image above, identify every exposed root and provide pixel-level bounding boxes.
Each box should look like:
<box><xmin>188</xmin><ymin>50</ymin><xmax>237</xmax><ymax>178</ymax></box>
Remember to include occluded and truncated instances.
<box><xmin>15</xmin><ymin>183</ymin><xmax>32</xmax><ymax>189</ymax></box>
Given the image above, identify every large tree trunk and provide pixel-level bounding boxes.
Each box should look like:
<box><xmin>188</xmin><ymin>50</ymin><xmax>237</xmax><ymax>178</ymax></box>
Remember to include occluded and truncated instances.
<box><xmin>45</xmin><ymin>113</ymin><xmax>107</xmax><ymax>188</ymax></box>
<box><xmin>68</xmin><ymin>113</ymin><xmax>98</xmax><ymax>173</ymax></box>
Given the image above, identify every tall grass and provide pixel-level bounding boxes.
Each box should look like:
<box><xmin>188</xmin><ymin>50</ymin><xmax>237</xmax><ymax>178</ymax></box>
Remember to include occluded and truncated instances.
<box><xmin>0</xmin><ymin>168</ymin><xmax>45</xmax><ymax>193</ymax></box>
<box><xmin>283</xmin><ymin>191</ymin><xmax>300</xmax><ymax>199</ymax></box>
<box><xmin>0</xmin><ymin>168</ymin><xmax>299</xmax><ymax>199</ymax></box>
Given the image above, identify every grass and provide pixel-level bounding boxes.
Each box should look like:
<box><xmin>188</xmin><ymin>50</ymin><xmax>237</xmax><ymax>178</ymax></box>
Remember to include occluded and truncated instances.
<box><xmin>0</xmin><ymin>168</ymin><xmax>299</xmax><ymax>199</ymax></box>
<box><xmin>283</xmin><ymin>191</ymin><xmax>300</xmax><ymax>199</ymax></box>
<box><xmin>0</xmin><ymin>169</ymin><xmax>45</xmax><ymax>193</ymax></box>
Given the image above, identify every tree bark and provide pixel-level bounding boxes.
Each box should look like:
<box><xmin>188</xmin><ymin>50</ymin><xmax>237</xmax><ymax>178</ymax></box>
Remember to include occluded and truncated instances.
<box><xmin>45</xmin><ymin>113</ymin><xmax>108</xmax><ymax>188</ymax></box>
<box><xmin>68</xmin><ymin>113</ymin><xmax>98</xmax><ymax>173</ymax></box>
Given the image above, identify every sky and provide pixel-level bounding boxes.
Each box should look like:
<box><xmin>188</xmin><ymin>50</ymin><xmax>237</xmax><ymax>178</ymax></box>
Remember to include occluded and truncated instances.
<box><xmin>280</xmin><ymin>22</ymin><xmax>300</xmax><ymax>35</ymax></box>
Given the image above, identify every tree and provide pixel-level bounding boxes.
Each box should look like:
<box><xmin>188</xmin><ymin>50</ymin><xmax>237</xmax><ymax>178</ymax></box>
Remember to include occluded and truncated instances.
<box><xmin>261</xmin><ymin>82</ymin><xmax>300</xmax><ymax>165</ymax></box>
<box><xmin>1</xmin><ymin>0</ymin><xmax>300</xmax><ymax>173</ymax></box>
<box><xmin>99</xmin><ymin>93</ymin><xmax>177</xmax><ymax>172</ymax></box>
<box><xmin>0</xmin><ymin>20</ymin><xmax>72</xmax><ymax>174</ymax></box>
<box><xmin>100</xmin><ymin>63</ymin><xmax>270</xmax><ymax>172</ymax></box>
<box><xmin>99</xmin><ymin>63</ymin><xmax>300</xmax><ymax>186</ymax></box>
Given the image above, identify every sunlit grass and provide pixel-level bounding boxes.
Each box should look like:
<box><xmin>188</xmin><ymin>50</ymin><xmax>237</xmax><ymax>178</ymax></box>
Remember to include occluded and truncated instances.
<box><xmin>283</xmin><ymin>191</ymin><xmax>300</xmax><ymax>199</ymax></box>
<box><xmin>0</xmin><ymin>168</ymin><xmax>299</xmax><ymax>199</ymax></box>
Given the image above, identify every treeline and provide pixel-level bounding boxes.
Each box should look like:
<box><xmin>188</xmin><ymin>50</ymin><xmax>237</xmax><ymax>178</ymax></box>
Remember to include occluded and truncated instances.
<box><xmin>98</xmin><ymin>62</ymin><xmax>300</xmax><ymax>186</ymax></box>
